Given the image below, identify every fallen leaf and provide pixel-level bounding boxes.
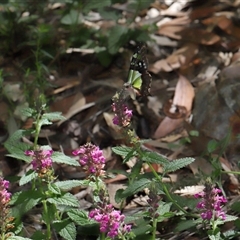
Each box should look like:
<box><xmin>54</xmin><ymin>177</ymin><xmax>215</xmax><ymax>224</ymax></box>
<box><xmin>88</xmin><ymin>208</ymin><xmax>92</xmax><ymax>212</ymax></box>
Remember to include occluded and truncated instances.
<box><xmin>150</xmin><ymin>43</ymin><xmax>198</xmax><ymax>73</ymax></box>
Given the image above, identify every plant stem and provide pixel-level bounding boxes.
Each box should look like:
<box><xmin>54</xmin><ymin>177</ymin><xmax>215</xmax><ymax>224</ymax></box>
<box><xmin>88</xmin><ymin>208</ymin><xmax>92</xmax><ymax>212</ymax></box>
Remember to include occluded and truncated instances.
<box><xmin>147</xmin><ymin>163</ymin><xmax>189</xmax><ymax>215</ymax></box>
<box><xmin>33</xmin><ymin>112</ymin><xmax>41</xmax><ymax>148</ymax></box>
<box><xmin>42</xmin><ymin>200</ymin><xmax>51</xmax><ymax>240</ymax></box>
<box><xmin>100</xmin><ymin>232</ymin><xmax>106</xmax><ymax>240</ymax></box>
<box><xmin>151</xmin><ymin>218</ymin><xmax>157</xmax><ymax>240</ymax></box>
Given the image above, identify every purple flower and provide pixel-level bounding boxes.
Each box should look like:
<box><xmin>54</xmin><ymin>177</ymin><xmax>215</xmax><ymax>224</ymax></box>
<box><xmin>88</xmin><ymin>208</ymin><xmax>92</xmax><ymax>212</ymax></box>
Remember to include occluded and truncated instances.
<box><xmin>195</xmin><ymin>186</ymin><xmax>227</xmax><ymax>221</ymax></box>
<box><xmin>25</xmin><ymin>149</ymin><xmax>53</xmax><ymax>174</ymax></box>
<box><xmin>111</xmin><ymin>101</ymin><xmax>132</xmax><ymax>127</ymax></box>
<box><xmin>73</xmin><ymin>143</ymin><xmax>105</xmax><ymax>176</ymax></box>
<box><xmin>89</xmin><ymin>203</ymin><xmax>132</xmax><ymax>239</ymax></box>
<box><xmin>0</xmin><ymin>178</ymin><xmax>11</xmax><ymax>205</ymax></box>
<box><xmin>0</xmin><ymin>177</ymin><xmax>14</xmax><ymax>234</ymax></box>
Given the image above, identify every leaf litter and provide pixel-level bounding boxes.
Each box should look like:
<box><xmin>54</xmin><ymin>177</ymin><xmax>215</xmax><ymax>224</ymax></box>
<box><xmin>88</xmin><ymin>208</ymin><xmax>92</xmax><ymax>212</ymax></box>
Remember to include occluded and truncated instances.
<box><xmin>1</xmin><ymin>0</ymin><xmax>240</xmax><ymax>239</ymax></box>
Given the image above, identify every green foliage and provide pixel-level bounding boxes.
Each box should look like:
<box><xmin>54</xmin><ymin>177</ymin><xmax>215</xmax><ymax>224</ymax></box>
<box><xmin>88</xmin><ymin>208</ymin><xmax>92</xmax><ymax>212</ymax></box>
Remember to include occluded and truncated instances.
<box><xmin>4</xmin><ymin>129</ymin><xmax>32</xmax><ymax>162</ymax></box>
<box><xmin>68</xmin><ymin>209</ymin><xmax>94</xmax><ymax>226</ymax></box>
<box><xmin>53</xmin><ymin>219</ymin><xmax>77</xmax><ymax>240</ymax></box>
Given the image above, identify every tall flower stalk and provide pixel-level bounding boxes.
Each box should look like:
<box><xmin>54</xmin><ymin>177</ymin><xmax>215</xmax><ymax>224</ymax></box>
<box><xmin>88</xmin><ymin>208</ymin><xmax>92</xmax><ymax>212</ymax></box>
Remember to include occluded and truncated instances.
<box><xmin>0</xmin><ymin>177</ymin><xmax>14</xmax><ymax>240</ymax></box>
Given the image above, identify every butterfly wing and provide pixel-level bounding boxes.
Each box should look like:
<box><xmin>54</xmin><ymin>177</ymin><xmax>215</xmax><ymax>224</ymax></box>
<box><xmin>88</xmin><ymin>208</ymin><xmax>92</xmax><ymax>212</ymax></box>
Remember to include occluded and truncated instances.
<box><xmin>125</xmin><ymin>43</ymin><xmax>152</xmax><ymax>100</ymax></box>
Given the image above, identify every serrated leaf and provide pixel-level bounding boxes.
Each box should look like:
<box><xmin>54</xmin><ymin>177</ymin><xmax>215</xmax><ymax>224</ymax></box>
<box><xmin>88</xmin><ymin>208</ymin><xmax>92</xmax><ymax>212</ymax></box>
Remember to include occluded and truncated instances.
<box><xmin>122</xmin><ymin>178</ymin><xmax>151</xmax><ymax>197</ymax></box>
<box><xmin>52</xmin><ymin>152</ymin><xmax>79</xmax><ymax>166</ymax></box>
<box><xmin>112</xmin><ymin>146</ymin><xmax>133</xmax><ymax>157</ymax></box>
<box><xmin>53</xmin><ymin>219</ymin><xmax>76</xmax><ymax>240</ymax></box>
<box><xmin>8</xmin><ymin>237</ymin><xmax>32</xmax><ymax>240</ymax></box>
<box><xmin>4</xmin><ymin>130</ymin><xmax>31</xmax><ymax>162</ymax></box>
<box><xmin>157</xmin><ymin>202</ymin><xmax>172</xmax><ymax>216</ymax></box>
<box><xmin>21</xmin><ymin>107</ymin><xmax>35</xmax><ymax>117</ymax></box>
<box><xmin>47</xmin><ymin>193</ymin><xmax>79</xmax><ymax>207</ymax></box>
<box><xmin>42</xmin><ymin>112</ymin><xmax>65</xmax><ymax>121</ymax></box>
<box><xmin>55</xmin><ymin>180</ymin><xmax>86</xmax><ymax>191</ymax></box>
<box><xmin>19</xmin><ymin>170</ymin><xmax>37</xmax><ymax>186</ymax></box>
<box><xmin>164</xmin><ymin>157</ymin><xmax>195</xmax><ymax>173</ymax></box>
<box><xmin>68</xmin><ymin>209</ymin><xmax>94</xmax><ymax>225</ymax></box>
<box><xmin>142</xmin><ymin>152</ymin><xmax>169</xmax><ymax>165</ymax></box>
<box><xmin>48</xmin><ymin>183</ymin><xmax>61</xmax><ymax>195</ymax></box>
<box><xmin>222</xmin><ymin>214</ymin><xmax>238</xmax><ymax>222</ymax></box>
<box><xmin>39</xmin><ymin>118</ymin><xmax>52</xmax><ymax>126</ymax></box>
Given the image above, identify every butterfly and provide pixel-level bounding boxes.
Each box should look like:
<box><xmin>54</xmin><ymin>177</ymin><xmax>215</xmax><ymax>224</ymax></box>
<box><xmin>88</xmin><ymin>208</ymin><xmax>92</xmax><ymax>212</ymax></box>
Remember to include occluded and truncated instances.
<box><xmin>124</xmin><ymin>43</ymin><xmax>152</xmax><ymax>100</ymax></box>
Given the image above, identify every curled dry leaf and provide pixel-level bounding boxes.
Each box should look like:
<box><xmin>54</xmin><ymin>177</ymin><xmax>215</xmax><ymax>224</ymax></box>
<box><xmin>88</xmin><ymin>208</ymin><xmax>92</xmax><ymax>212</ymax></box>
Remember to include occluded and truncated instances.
<box><xmin>158</xmin><ymin>22</ymin><xmax>221</xmax><ymax>46</ymax></box>
<box><xmin>202</xmin><ymin>15</ymin><xmax>240</xmax><ymax>40</ymax></box>
<box><xmin>150</xmin><ymin>43</ymin><xmax>198</xmax><ymax>73</ymax></box>
<box><xmin>153</xmin><ymin>75</ymin><xmax>194</xmax><ymax>138</ymax></box>
<box><xmin>174</xmin><ymin>185</ymin><xmax>205</xmax><ymax>196</ymax></box>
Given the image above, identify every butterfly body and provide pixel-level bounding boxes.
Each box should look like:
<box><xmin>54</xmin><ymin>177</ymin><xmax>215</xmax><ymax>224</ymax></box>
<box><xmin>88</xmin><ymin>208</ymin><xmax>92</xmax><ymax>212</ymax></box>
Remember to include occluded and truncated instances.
<box><xmin>124</xmin><ymin>43</ymin><xmax>152</xmax><ymax>100</ymax></box>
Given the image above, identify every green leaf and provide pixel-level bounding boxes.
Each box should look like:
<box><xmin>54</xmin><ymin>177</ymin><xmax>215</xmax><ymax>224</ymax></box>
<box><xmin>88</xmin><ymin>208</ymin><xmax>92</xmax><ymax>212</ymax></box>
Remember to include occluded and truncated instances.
<box><xmin>142</xmin><ymin>152</ymin><xmax>169</xmax><ymax>165</ymax></box>
<box><xmin>42</xmin><ymin>203</ymin><xmax>57</xmax><ymax>225</ymax></box>
<box><xmin>112</xmin><ymin>146</ymin><xmax>133</xmax><ymax>157</ymax></box>
<box><xmin>42</xmin><ymin>112</ymin><xmax>65</xmax><ymax>122</ymax></box>
<box><xmin>11</xmin><ymin>190</ymin><xmax>42</xmax><ymax>217</ymax></box>
<box><xmin>31</xmin><ymin>231</ymin><xmax>47</xmax><ymax>240</ymax></box>
<box><xmin>157</xmin><ymin>202</ymin><xmax>172</xmax><ymax>216</ymax></box>
<box><xmin>61</xmin><ymin>9</ymin><xmax>83</xmax><ymax>25</ymax></box>
<box><xmin>68</xmin><ymin>209</ymin><xmax>94</xmax><ymax>225</ymax></box>
<box><xmin>230</xmin><ymin>201</ymin><xmax>240</xmax><ymax>213</ymax></box>
<box><xmin>52</xmin><ymin>152</ymin><xmax>79</xmax><ymax>166</ymax></box>
<box><xmin>4</xmin><ymin>129</ymin><xmax>31</xmax><ymax>162</ymax></box>
<box><xmin>208</xmin><ymin>228</ymin><xmax>221</xmax><ymax>240</ymax></box>
<box><xmin>53</xmin><ymin>219</ymin><xmax>76</xmax><ymax>240</ymax></box>
<box><xmin>132</xmin><ymin>217</ymin><xmax>152</xmax><ymax>236</ymax></box>
<box><xmin>175</xmin><ymin>219</ymin><xmax>198</xmax><ymax>232</ymax></box>
<box><xmin>96</xmin><ymin>50</ymin><xmax>112</xmax><ymax>67</ymax></box>
<box><xmin>83</xmin><ymin>0</ymin><xmax>111</xmax><ymax>13</ymax></box>
<box><xmin>108</xmin><ymin>25</ymin><xmax>128</xmax><ymax>54</ymax></box>
<box><xmin>47</xmin><ymin>193</ymin><xmax>79</xmax><ymax>207</ymax></box>
<box><xmin>55</xmin><ymin>180</ymin><xmax>86</xmax><ymax>191</ymax></box>
<box><xmin>207</xmin><ymin>139</ymin><xmax>219</xmax><ymax>153</ymax></box>
<box><xmin>19</xmin><ymin>170</ymin><xmax>37</xmax><ymax>186</ymax></box>
<box><xmin>163</xmin><ymin>157</ymin><xmax>195</xmax><ymax>174</ymax></box>
<box><xmin>122</xmin><ymin>178</ymin><xmax>151</xmax><ymax>197</ymax></box>
<box><xmin>115</xmin><ymin>188</ymin><xmax>125</xmax><ymax>204</ymax></box>
<box><xmin>99</xmin><ymin>8</ymin><xmax>121</xmax><ymax>21</ymax></box>
<box><xmin>156</xmin><ymin>202</ymin><xmax>174</xmax><ymax>222</ymax></box>
<box><xmin>48</xmin><ymin>183</ymin><xmax>61</xmax><ymax>195</ymax></box>
<box><xmin>8</xmin><ymin>237</ymin><xmax>32</xmax><ymax>240</ymax></box>
<box><xmin>21</xmin><ymin>107</ymin><xmax>35</xmax><ymax>117</ymax></box>
<box><xmin>222</xmin><ymin>214</ymin><xmax>238</xmax><ymax>223</ymax></box>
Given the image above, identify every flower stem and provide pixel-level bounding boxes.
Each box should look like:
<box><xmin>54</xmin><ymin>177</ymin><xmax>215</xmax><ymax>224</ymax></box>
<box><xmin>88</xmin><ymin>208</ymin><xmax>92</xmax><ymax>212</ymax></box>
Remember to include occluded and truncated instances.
<box><xmin>42</xmin><ymin>200</ymin><xmax>51</xmax><ymax>239</ymax></box>
<box><xmin>100</xmin><ymin>232</ymin><xmax>106</xmax><ymax>240</ymax></box>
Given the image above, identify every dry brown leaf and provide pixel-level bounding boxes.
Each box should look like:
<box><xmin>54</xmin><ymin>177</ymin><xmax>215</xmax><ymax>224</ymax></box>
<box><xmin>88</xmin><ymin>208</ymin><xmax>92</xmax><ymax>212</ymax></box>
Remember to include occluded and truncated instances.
<box><xmin>174</xmin><ymin>185</ymin><xmax>205</xmax><ymax>196</ymax></box>
<box><xmin>158</xmin><ymin>25</ymin><xmax>185</xmax><ymax>40</ymax></box>
<box><xmin>219</xmin><ymin>156</ymin><xmax>239</xmax><ymax>186</ymax></box>
<box><xmin>153</xmin><ymin>75</ymin><xmax>194</xmax><ymax>138</ymax></box>
<box><xmin>104</xmin><ymin>174</ymin><xmax>127</xmax><ymax>184</ymax></box>
<box><xmin>189</xmin><ymin>157</ymin><xmax>213</xmax><ymax>175</ymax></box>
<box><xmin>203</xmin><ymin>15</ymin><xmax>240</xmax><ymax>40</ymax></box>
<box><xmin>107</xmin><ymin>183</ymin><xmax>126</xmax><ymax>208</ymax></box>
<box><xmin>150</xmin><ymin>43</ymin><xmax>198</xmax><ymax>73</ymax></box>
<box><xmin>189</xmin><ymin>4</ymin><xmax>224</xmax><ymax>20</ymax></box>
<box><xmin>172</xmin><ymin>75</ymin><xmax>195</xmax><ymax>113</ymax></box>
<box><xmin>153</xmin><ymin>117</ymin><xmax>183</xmax><ymax>138</ymax></box>
<box><xmin>158</xmin><ymin>24</ymin><xmax>220</xmax><ymax>45</ymax></box>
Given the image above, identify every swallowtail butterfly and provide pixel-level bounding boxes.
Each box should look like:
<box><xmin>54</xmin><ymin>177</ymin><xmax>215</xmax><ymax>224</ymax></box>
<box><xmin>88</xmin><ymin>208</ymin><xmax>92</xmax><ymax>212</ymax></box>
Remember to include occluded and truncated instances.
<box><xmin>124</xmin><ymin>43</ymin><xmax>152</xmax><ymax>100</ymax></box>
